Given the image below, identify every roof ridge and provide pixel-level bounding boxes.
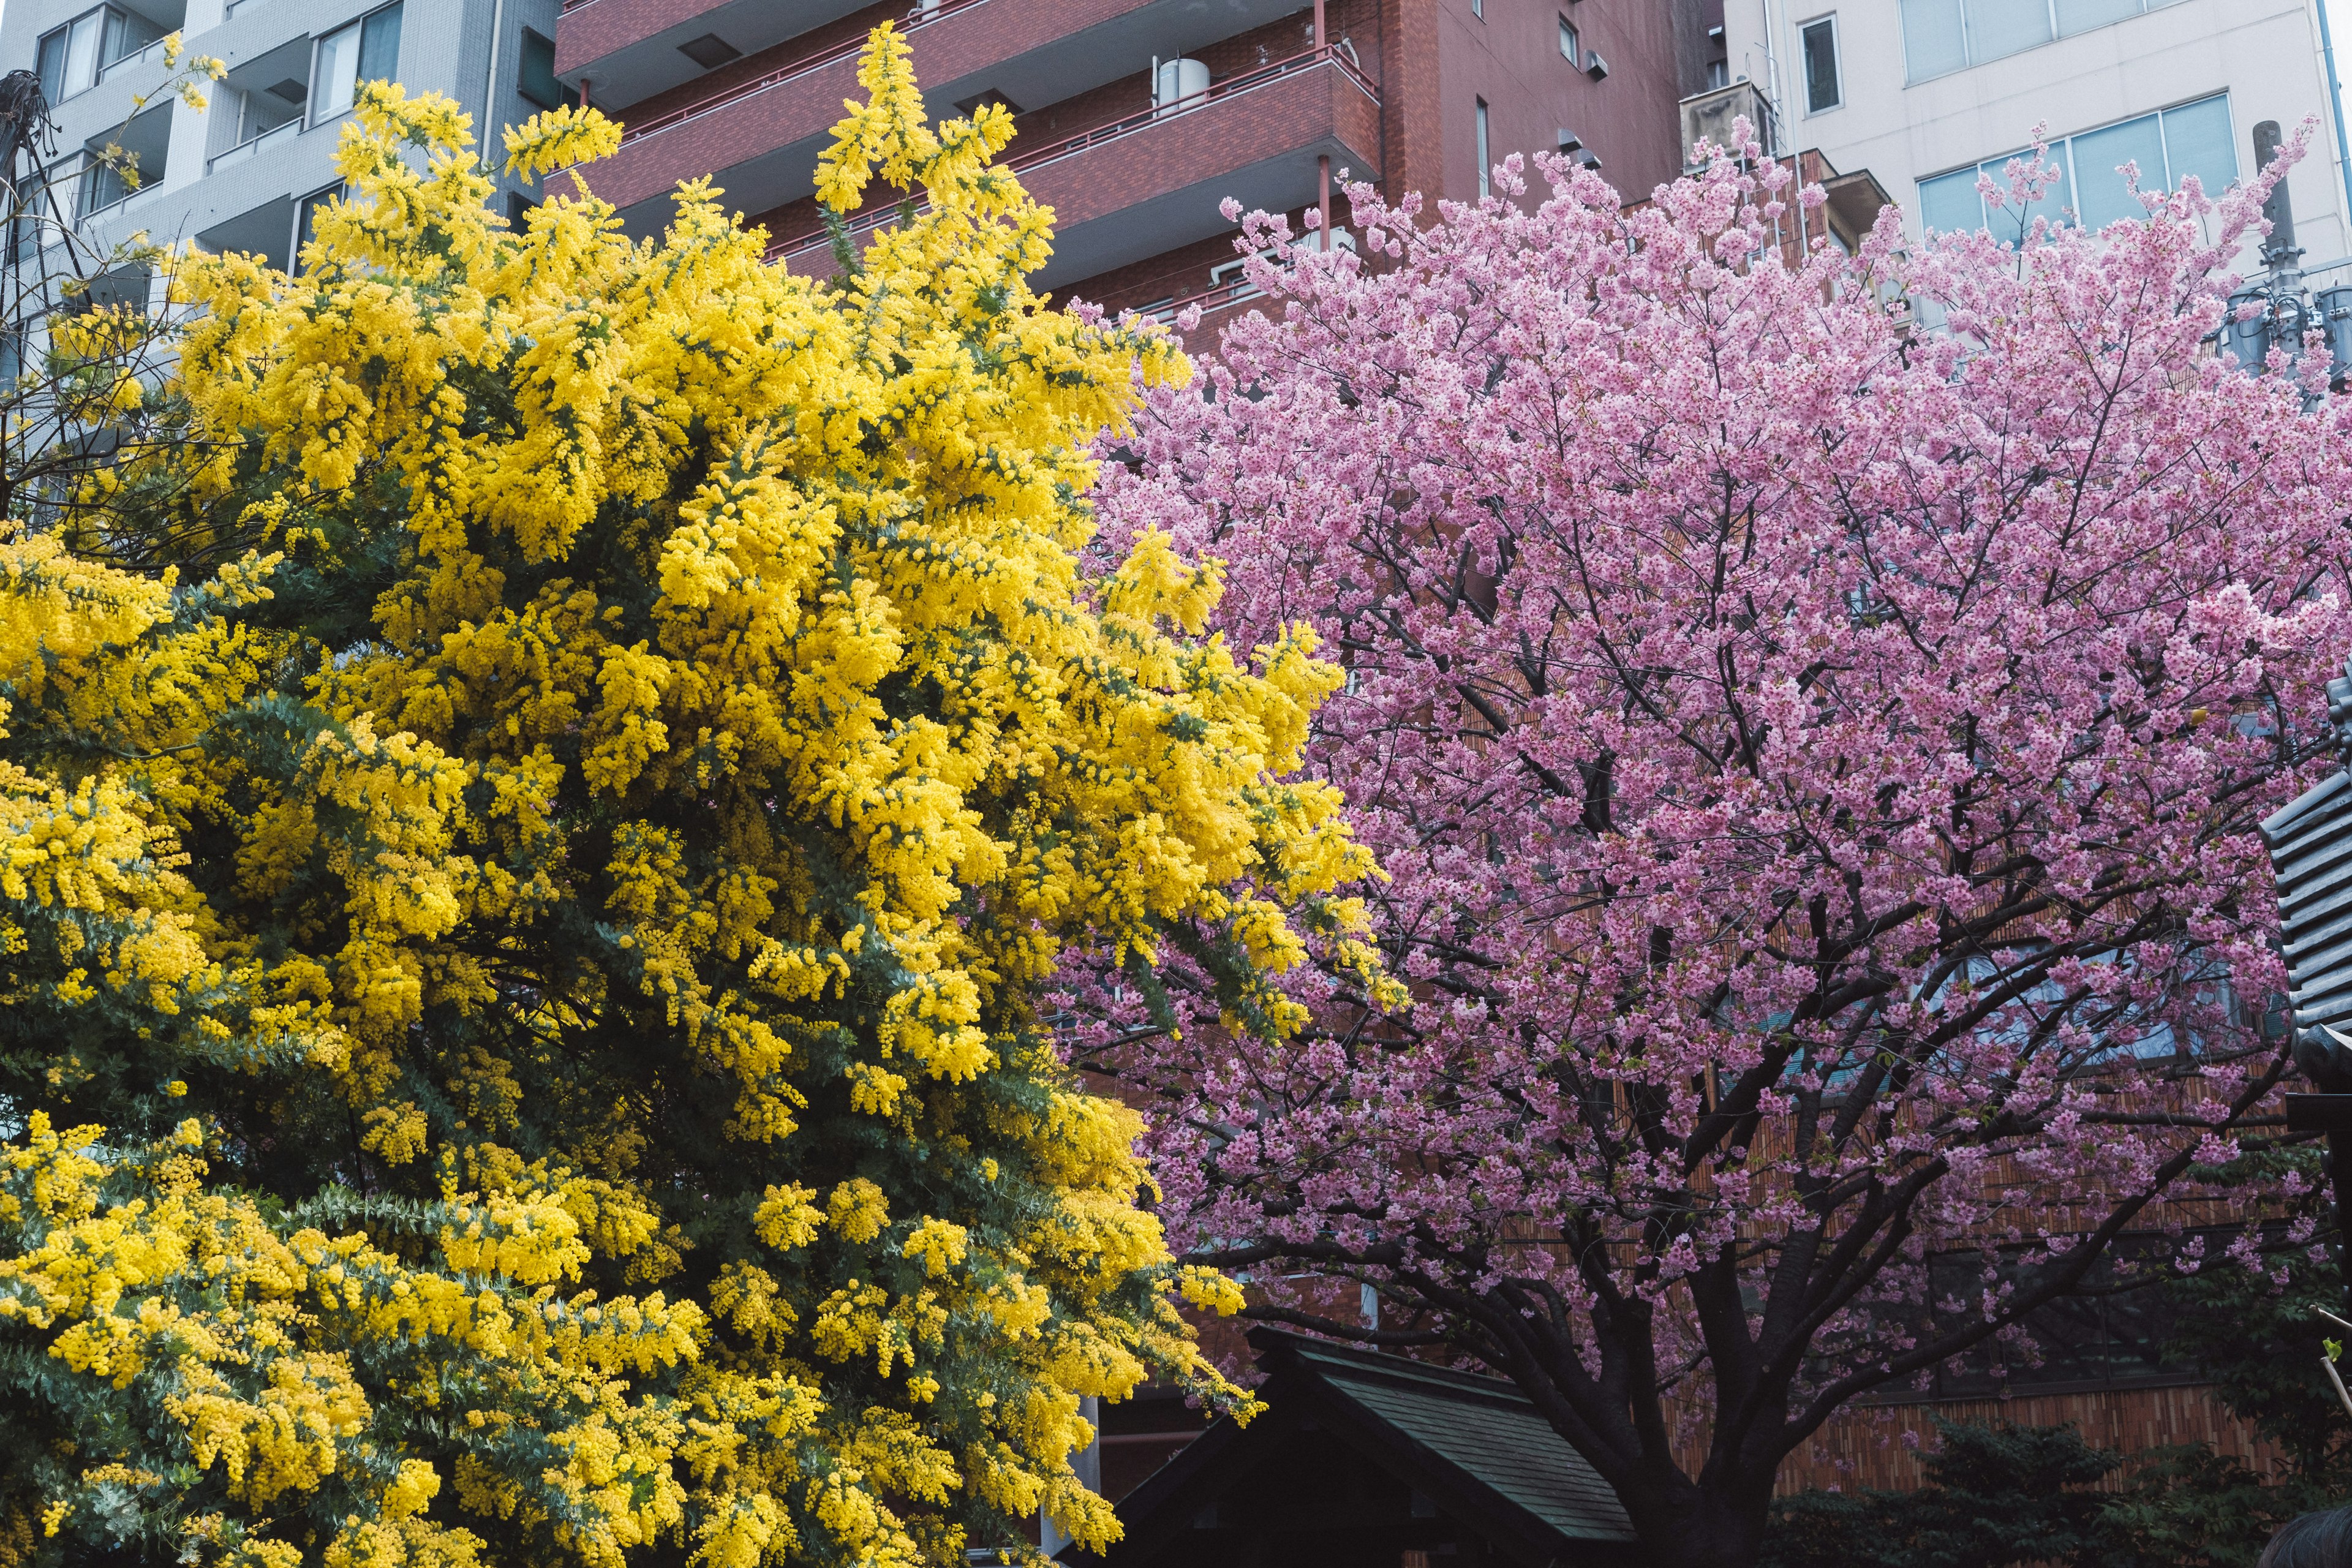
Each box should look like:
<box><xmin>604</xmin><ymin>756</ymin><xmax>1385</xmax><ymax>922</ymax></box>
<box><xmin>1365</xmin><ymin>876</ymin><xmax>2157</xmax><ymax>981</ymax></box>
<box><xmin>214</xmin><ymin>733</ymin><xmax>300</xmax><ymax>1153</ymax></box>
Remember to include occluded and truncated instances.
<box><xmin>1253</xmin><ymin>1329</ymin><xmax>1540</xmax><ymax>1404</ymax></box>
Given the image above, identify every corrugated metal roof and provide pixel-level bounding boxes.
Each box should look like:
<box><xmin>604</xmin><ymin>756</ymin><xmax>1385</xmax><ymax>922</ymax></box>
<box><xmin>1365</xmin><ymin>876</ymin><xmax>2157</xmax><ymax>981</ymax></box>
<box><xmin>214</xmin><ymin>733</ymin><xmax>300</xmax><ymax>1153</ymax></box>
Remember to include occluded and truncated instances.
<box><xmin>2263</xmin><ymin>766</ymin><xmax>2352</xmax><ymax>1037</ymax></box>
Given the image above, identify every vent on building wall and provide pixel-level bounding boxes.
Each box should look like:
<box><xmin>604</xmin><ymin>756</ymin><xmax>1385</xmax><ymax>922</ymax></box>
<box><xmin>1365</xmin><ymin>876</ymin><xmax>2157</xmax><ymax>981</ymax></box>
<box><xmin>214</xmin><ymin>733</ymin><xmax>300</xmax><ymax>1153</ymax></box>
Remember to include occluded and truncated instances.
<box><xmin>954</xmin><ymin>88</ymin><xmax>1022</xmax><ymax>116</ymax></box>
<box><xmin>267</xmin><ymin>77</ymin><xmax>307</xmax><ymax>102</ymax></box>
<box><xmin>1556</xmin><ymin>127</ymin><xmax>1582</xmax><ymax>153</ymax></box>
<box><xmin>1584</xmin><ymin>51</ymin><xmax>1608</xmax><ymax>81</ymax></box>
<box><xmin>677</xmin><ymin>33</ymin><xmax>741</xmax><ymax>69</ymax></box>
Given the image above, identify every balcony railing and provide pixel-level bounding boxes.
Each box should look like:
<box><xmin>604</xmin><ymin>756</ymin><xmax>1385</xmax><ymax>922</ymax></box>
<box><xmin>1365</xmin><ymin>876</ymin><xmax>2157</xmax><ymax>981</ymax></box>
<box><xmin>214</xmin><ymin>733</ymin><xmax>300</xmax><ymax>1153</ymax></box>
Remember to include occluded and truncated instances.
<box><xmin>207</xmin><ymin>116</ymin><xmax>301</xmax><ymax>173</ymax></box>
<box><xmin>97</xmin><ymin>36</ymin><xmax>167</xmax><ymax>82</ymax></box>
<box><xmin>763</xmin><ymin>45</ymin><xmax>1379</xmax><ymax>266</ymax></box>
<box><xmin>1139</xmin><ymin>276</ymin><xmax>1260</xmax><ymax>327</ymax></box>
<box><xmin>611</xmin><ymin>0</ymin><xmax>995</xmax><ymax>149</ymax></box>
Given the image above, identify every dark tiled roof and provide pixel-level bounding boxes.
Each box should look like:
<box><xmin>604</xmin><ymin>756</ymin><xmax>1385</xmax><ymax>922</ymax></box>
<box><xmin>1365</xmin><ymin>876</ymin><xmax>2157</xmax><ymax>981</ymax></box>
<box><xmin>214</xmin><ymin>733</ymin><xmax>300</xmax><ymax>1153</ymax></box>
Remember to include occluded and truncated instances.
<box><xmin>1286</xmin><ymin>1339</ymin><xmax>1635</xmax><ymax>1542</ymax></box>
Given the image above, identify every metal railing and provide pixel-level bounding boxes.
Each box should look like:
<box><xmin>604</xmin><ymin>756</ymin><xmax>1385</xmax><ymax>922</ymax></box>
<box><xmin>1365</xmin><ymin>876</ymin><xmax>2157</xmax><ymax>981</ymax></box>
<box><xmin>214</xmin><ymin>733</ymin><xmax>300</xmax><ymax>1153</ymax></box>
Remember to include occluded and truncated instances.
<box><xmin>206</xmin><ymin>116</ymin><xmax>301</xmax><ymax>173</ymax></box>
<box><xmin>97</xmin><ymin>36</ymin><xmax>167</xmax><ymax>82</ymax></box>
<box><xmin>763</xmin><ymin>45</ymin><xmax>1379</xmax><ymax>266</ymax></box>
<box><xmin>1137</xmin><ymin>275</ymin><xmax>1262</xmax><ymax>327</ymax></box>
<box><xmin>611</xmin><ymin>0</ymin><xmax>995</xmax><ymax>149</ymax></box>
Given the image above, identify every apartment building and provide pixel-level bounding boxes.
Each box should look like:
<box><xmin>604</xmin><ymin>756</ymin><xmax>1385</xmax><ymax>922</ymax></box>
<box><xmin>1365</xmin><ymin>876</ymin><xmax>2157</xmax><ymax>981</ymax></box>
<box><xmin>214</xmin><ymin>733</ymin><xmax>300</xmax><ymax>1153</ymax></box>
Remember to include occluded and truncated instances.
<box><xmin>5</xmin><ymin>0</ymin><xmax>569</xmax><ymax>274</ymax></box>
<box><xmin>1714</xmin><ymin>0</ymin><xmax>2351</xmax><ymax>271</ymax></box>
<box><xmin>551</xmin><ymin>0</ymin><xmax>1708</xmax><ymax>330</ymax></box>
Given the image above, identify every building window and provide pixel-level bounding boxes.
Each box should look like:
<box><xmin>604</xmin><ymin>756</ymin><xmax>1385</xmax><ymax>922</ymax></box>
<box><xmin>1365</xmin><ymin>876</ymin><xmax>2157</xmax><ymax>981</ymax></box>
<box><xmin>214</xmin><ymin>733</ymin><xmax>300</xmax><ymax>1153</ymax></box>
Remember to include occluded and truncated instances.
<box><xmin>516</xmin><ymin>28</ymin><xmax>578</xmax><ymax>110</ymax></box>
<box><xmin>1471</xmin><ymin>0</ymin><xmax>1482</xmax><ymax>18</ymax></box>
<box><xmin>78</xmin><ymin>152</ymin><xmax>131</xmax><ymax>217</ymax></box>
<box><xmin>1916</xmin><ymin>92</ymin><xmax>2235</xmax><ymax>238</ymax></box>
<box><xmin>1559</xmin><ymin>16</ymin><xmax>1580</xmax><ymax>63</ymax></box>
<box><xmin>1476</xmin><ymin>97</ymin><xmax>1491</xmax><ymax>198</ymax></box>
<box><xmin>1706</xmin><ymin>58</ymin><xmax>1729</xmax><ymax>89</ymax></box>
<box><xmin>1800</xmin><ymin>16</ymin><xmax>1840</xmax><ymax>113</ymax></box>
<box><xmin>311</xmin><ymin>2</ymin><xmax>404</xmax><ymax>127</ymax></box>
<box><xmin>1902</xmin><ymin>0</ymin><xmax>2188</xmax><ymax>86</ymax></box>
<box><xmin>36</xmin><ymin>6</ymin><xmax>164</xmax><ymax>105</ymax></box>
<box><xmin>292</xmin><ymin>183</ymin><xmax>344</xmax><ymax>263</ymax></box>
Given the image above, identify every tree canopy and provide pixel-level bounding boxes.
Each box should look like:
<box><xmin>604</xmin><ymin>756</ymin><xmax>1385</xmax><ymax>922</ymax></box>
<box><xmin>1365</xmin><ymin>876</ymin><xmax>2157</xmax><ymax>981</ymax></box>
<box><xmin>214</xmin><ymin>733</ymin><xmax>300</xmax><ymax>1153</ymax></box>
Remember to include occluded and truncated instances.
<box><xmin>1088</xmin><ymin>137</ymin><xmax>2352</xmax><ymax>1568</ymax></box>
<box><xmin>0</xmin><ymin>29</ymin><xmax>1382</xmax><ymax>1566</ymax></box>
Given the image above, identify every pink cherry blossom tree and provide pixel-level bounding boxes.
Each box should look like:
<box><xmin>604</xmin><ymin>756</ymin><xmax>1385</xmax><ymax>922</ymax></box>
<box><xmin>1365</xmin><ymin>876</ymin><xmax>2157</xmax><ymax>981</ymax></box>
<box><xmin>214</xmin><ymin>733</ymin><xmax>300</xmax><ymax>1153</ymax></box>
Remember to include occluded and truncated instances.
<box><xmin>1077</xmin><ymin>139</ymin><xmax>2352</xmax><ymax>1568</ymax></box>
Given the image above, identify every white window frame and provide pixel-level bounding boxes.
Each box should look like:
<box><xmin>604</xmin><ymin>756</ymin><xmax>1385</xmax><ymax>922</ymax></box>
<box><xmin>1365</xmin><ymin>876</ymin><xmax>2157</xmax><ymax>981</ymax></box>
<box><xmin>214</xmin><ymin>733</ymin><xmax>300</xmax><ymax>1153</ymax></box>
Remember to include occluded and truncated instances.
<box><xmin>1798</xmin><ymin>13</ymin><xmax>1841</xmax><ymax>115</ymax></box>
<box><xmin>1914</xmin><ymin>91</ymin><xmax>2237</xmax><ymax>238</ymax></box>
<box><xmin>307</xmin><ymin>1</ymin><xmax>402</xmax><ymax>130</ymax></box>
<box><xmin>290</xmin><ymin>181</ymin><xmax>345</xmax><ymax>263</ymax></box>
<box><xmin>37</xmin><ymin>6</ymin><xmax>158</xmax><ymax>105</ymax></box>
<box><xmin>1904</xmin><ymin>0</ymin><xmax>2177</xmax><ymax>88</ymax></box>
<box><xmin>1476</xmin><ymin>97</ymin><xmax>1491</xmax><ymax>198</ymax></box>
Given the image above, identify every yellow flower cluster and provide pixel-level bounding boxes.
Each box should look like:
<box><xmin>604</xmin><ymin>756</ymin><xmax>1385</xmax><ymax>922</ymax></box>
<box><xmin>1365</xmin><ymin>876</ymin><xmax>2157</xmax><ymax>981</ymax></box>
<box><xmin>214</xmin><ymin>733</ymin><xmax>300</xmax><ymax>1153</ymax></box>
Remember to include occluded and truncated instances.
<box><xmin>1</xmin><ymin>1118</ymin><xmax>699</xmax><ymax>1566</ymax></box>
<box><xmin>0</xmin><ymin>24</ymin><xmax>1379</xmax><ymax>1567</ymax></box>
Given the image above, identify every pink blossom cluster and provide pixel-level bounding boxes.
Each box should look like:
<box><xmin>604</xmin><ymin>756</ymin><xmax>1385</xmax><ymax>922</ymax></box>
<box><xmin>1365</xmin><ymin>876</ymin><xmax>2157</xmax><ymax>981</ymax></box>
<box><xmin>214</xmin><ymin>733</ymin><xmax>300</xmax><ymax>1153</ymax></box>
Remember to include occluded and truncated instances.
<box><xmin>1074</xmin><ymin>134</ymin><xmax>2352</xmax><ymax>1564</ymax></box>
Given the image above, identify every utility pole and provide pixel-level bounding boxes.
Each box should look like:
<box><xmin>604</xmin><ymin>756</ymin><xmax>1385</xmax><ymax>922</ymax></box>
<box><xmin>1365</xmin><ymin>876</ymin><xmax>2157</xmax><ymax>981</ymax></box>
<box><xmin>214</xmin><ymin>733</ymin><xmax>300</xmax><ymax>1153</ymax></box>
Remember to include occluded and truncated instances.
<box><xmin>2226</xmin><ymin>119</ymin><xmax>2352</xmax><ymax>390</ymax></box>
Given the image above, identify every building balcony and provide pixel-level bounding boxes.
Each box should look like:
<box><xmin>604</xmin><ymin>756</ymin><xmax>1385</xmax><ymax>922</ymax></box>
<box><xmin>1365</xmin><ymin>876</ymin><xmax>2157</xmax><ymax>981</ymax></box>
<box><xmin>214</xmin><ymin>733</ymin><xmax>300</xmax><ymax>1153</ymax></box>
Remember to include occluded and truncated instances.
<box><xmin>570</xmin><ymin>0</ymin><xmax>1321</xmax><ymax>232</ymax></box>
<box><xmin>767</xmin><ymin>46</ymin><xmax>1379</xmax><ymax>289</ymax></box>
<box><xmin>556</xmin><ymin>0</ymin><xmax>883</xmax><ymax>110</ymax></box>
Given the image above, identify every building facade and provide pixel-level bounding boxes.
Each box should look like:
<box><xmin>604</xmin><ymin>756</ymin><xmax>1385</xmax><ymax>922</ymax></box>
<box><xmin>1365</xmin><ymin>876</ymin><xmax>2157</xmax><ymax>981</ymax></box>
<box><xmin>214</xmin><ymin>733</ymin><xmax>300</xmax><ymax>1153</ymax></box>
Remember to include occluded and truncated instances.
<box><xmin>551</xmin><ymin>0</ymin><xmax>1706</xmax><ymax>329</ymax></box>
<box><xmin>5</xmin><ymin>0</ymin><xmax>565</xmax><ymax>274</ymax></box>
<box><xmin>1714</xmin><ymin>0</ymin><xmax>2351</xmax><ymax>271</ymax></box>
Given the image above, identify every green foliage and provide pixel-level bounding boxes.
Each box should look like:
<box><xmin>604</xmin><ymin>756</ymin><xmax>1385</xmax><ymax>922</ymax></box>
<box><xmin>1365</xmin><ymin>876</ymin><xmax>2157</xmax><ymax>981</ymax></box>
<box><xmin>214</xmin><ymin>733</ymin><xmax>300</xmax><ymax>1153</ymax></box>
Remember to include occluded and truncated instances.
<box><xmin>1765</xmin><ymin>1191</ymin><xmax>2352</xmax><ymax>1568</ymax></box>
<box><xmin>1761</xmin><ymin>1419</ymin><xmax>2120</xmax><ymax>1568</ymax></box>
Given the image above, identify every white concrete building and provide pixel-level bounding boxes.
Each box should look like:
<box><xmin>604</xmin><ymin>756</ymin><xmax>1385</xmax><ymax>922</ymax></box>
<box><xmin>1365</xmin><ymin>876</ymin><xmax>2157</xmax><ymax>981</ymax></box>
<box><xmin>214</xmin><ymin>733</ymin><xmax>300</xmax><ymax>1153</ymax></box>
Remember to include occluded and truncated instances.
<box><xmin>6</xmin><ymin>0</ymin><xmax>566</xmax><ymax>272</ymax></box>
<box><xmin>1716</xmin><ymin>0</ymin><xmax>2352</xmax><ymax>272</ymax></box>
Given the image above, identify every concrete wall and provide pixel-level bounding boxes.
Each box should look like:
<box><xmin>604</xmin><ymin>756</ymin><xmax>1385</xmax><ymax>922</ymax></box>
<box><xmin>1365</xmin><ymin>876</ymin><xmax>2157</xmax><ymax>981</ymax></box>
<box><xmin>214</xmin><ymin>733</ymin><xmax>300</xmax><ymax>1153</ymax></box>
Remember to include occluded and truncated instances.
<box><xmin>1719</xmin><ymin>0</ymin><xmax>2351</xmax><ymax>270</ymax></box>
<box><xmin>8</xmin><ymin>0</ymin><xmax>565</xmax><ymax>267</ymax></box>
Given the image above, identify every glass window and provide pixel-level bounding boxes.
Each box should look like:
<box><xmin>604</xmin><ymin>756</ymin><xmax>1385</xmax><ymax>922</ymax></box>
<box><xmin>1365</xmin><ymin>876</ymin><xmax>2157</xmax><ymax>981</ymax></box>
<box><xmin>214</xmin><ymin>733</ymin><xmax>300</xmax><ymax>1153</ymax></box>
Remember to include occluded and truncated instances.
<box><xmin>1800</xmin><ymin>17</ymin><xmax>1840</xmax><ymax>113</ymax></box>
<box><xmin>311</xmin><ymin>20</ymin><xmax>363</xmax><ymax>121</ymax></box>
<box><xmin>312</xmin><ymin>3</ymin><xmax>402</xmax><ymax>123</ymax></box>
<box><xmin>358</xmin><ymin>5</ymin><xmax>403</xmax><ymax>88</ymax></box>
<box><xmin>64</xmin><ymin>11</ymin><xmax>105</xmax><ymax>96</ymax></box>
<box><xmin>1906</xmin><ymin>0</ymin><xmax>2176</xmax><ymax>84</ymax></box>
<box><xmin>1918</xmin><ymin>167</ymin><xmax>1983</xmax><ymax>234</ymax></box>
<box><xmin>293</xmin><ymin>183</ymin><xmax>343</xmax><ymax>261</ymax></box>
<box><xmin>36</xmin><ymin>30</ymin><xmax>69</xmax><ymax>103</ymax></box>
<box><xmin>100</xmin><ymin>7</ymin><xmax>161</xmax><ymax>72</ymax></box>
<box><xmin>2160</xmin><ymin>94</ymin><xmax>2236</xmax><ymax>200</ymax></box>
<box><xmin>1476</xmin><ymin>97</ymin><xmax>1490</xmax><ymax>199</ymax></box>
<box><xmin>2055</xmin><ymin>0</ymin><xmax>2141</xmax><ymax>31</ymax></box>
<box><xmin>1917</xmin><ymin>95</ymin><xmax>2237</xmax><ymax>236</ymax></box>
<box><xmin>516</xmin><ymin>28</ymin><xmax>578</xmax><ymax>111</ymax></box>
<box><xmin>80</xmin><ymin>159</ymin><xmax>127</xmax><ymax>217</ymax></box>
<box><xmin>1981</xmin><ymin>146</ymin><xmax>2068</xmax><ymax>238</ymax></box>
<box><xmin>1899</xmin><ymin>0</ymin><xmax>1968</xmax><ymax>83</ymax></box>
<box><xmin>1969</xmin><ymin>0</ymin><xmax>2054</xmax><ymax>58</ymax></box>
<box><xmin>2070</xmin><ymin>112</ymin><xmax>2164</xmax><ymax>228</ymax></box>
<box><xmin>38</xmin><ymin>6</ymin><xmax>161</xmax><ymax>102</ymax></box>
<box><xmin>1471</xmin><ymin>0</ymin><xmax>1482</xmax><ymax>17</ymax></box>
<box><xmin>1559</xmin><ymin>16</ymin><xmax>1578</xmax><ymax>62</ymax></box>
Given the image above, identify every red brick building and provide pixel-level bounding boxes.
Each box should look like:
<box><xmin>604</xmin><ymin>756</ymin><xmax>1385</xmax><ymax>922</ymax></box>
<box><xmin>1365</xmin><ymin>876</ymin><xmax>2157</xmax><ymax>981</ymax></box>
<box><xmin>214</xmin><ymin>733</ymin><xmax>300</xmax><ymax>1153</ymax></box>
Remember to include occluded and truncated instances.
<box><xmin>552</xmin><ymin>0</ymin><xmax>1709</xmax><ymax>330</ymax></box>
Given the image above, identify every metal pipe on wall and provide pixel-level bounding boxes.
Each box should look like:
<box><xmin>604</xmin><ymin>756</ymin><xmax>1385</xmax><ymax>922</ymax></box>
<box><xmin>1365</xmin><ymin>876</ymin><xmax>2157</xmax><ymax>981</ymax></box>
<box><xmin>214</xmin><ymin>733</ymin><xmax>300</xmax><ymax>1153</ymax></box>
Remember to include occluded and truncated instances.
<box><xmin>1319</xmin><ymin>152</ymin><xmax>1330</xmax><ymax>251</ymax></box>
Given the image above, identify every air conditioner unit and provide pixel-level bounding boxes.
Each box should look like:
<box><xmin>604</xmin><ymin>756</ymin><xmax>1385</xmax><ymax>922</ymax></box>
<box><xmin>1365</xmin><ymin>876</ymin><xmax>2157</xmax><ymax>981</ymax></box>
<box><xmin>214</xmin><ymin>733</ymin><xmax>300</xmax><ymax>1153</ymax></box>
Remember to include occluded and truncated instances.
<box><xmin>1584</xmin><ymin>51</ymin><xmax>1608</xmax><ymax>80</ymax></box>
